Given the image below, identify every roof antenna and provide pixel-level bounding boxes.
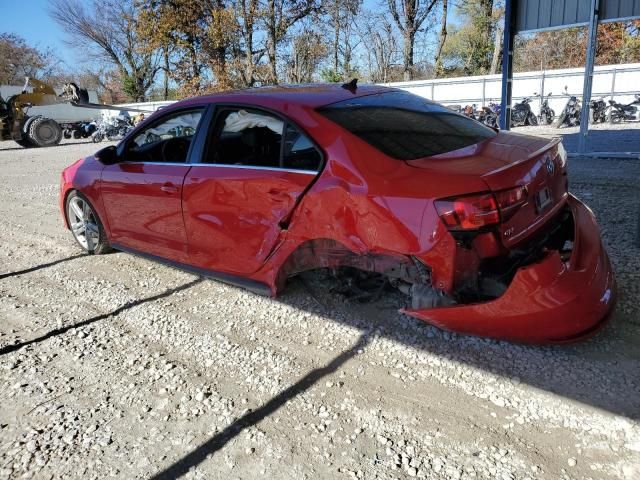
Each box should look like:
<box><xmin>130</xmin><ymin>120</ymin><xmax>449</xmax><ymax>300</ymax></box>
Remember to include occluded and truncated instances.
<box><xmin>341</xmin><ymin>78</ymin><xmax>358</xmax><ymax>92</ymax></box>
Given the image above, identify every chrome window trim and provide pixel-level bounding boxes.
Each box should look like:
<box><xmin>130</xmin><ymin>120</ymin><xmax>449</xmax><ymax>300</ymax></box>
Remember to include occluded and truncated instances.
<box><xmin>118</xmin><ymin>161</ymin><xmax>317</xmax><ymax>175</ymax></box>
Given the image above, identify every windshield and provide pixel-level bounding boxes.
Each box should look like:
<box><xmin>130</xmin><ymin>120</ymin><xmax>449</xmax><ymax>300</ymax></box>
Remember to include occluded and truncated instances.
<box><xmin>318</xmin><ymin>90</ymin><xmax>497</xmax><ymax>160</ymax></box>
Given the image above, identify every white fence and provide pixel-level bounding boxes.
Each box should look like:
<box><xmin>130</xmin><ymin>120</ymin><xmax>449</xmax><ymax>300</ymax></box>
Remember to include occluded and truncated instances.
<box><xmin>94</xmin><ymin>62</ymin><xmax>640</xmax><ymax>120</ymax></box>
<box><xmin>385</xmin><ymin>63</ymin><xmax>640</xmax><ymax>116</ymax></box>
<box><xmin>101</xmin><ymin>100</ymin><xmax>175</xmax><ymax>119</ymax></box>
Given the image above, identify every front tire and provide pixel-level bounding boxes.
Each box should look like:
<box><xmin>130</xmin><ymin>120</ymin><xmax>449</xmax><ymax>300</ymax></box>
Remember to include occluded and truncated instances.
<box><xmin>65</xmin><ymin>191</ymin><xmax>112</xmax><ymax>254</ymax></box>
<box><xmin>15</xmin><ymin>138</ymin><xmax>34</xmax><ymax>148</ymax></box>
<box><xmin>28</xmin><ymin>117</ymin><xmax>63</xmax><ymax>147</ymax></box>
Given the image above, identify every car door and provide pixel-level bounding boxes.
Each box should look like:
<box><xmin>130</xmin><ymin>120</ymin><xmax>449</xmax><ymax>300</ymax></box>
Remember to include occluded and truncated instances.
<box><xmin>100</xmin><ymin>108</ymin><xmax>205</xmax><ymax>263</ymax></box>
<box><xmin>182</xmin><ymin>106</ymin><xmax>323</xmax><ymax>275</ymax></box>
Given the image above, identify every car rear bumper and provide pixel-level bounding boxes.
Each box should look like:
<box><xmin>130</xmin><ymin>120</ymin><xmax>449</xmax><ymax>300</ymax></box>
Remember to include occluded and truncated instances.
<box><xmin>403</xmin><ymin>194</ymin><xmax>616</xmax><ymax>344</ymax></box>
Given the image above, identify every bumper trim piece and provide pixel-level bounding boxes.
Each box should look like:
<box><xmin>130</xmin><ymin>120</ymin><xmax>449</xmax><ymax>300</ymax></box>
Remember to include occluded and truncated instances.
<box><xmin>403</xmin><ymin>195</ymin><xmax>617</xmax><ymax>344</ymax></box>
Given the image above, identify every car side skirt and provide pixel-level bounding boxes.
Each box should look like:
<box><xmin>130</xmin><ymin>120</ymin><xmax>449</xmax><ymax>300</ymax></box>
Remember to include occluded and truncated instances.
<box><xmin>111</xmin><ymin>243</ymin><xmax>273</xmax><ymax>297</ymax></box>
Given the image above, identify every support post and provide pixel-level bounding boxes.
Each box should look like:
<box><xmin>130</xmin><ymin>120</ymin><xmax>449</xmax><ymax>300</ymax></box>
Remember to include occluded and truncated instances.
<box><xmin>539</xmin><ymin>71</ymin><xmax>545</xmax><ymax>115</ymax></box>
<box><xmin>578</xmin><ymin>0</ymin><xmax>600</xmax><ymax>154</ymax></box>
<box><xmin>482</xmin><ymin>78</ymin><xmax>486</xmax><ymax>107</ymax></box>
<box><xmin>500</xmin><ymin>0</ymin><xmax>516</xmax><ymax>130</ymax></box>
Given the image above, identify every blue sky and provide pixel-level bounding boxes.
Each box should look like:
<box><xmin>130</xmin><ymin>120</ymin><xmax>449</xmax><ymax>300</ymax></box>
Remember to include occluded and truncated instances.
<box><xmin>0</xmin><ymin>0</ymin><xmax>77</xmax><ymax>66</ymax></box>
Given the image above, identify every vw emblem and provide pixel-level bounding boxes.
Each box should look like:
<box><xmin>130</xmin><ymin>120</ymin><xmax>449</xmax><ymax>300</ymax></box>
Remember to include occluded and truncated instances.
<box><xmin>544</xmin><ymin>157</ymin><xmax>555</xmax><ymax>175</ymax></box>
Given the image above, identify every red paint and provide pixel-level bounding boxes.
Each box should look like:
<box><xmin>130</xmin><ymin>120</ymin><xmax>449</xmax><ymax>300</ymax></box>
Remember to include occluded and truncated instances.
<box><xmin>101</xmin><ymin>163</ymin><xmax>192</xmax><ymax>262</ymax></box>
<box><xmin>404</xmin><ymin>196</ymin><xmax>616</xmax><ymax>344</ymax></box>
<box><xmin>182</xmin><ymin>166</ymin><xmax>315</xmax><ymax>274</ymax></box>
<box><xmin>59</xmin><ymin>84</ymin><xmax>616</xmax><ymax>343</ymax></box>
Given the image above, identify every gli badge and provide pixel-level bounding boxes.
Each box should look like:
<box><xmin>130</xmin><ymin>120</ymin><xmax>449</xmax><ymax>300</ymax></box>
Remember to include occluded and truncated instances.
<box><xmin>544</xmin><ymin>156</ymin><xmax>555</xmax><ymax>176</ymax></box>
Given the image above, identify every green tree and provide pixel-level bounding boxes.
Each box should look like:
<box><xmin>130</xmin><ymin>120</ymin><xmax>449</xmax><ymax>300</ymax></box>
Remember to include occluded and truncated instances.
<box><xmin>440</xmin><ymin>0</ymin><xmax>500</xmax><ymax>76</ymax></box>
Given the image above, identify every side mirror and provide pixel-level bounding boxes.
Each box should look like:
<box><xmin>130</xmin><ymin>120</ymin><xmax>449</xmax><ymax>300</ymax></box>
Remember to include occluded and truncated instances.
<box><xmin>95</xmin><ymin>145</ymin><xmax>119</xmax><ymax>165</ymax></box>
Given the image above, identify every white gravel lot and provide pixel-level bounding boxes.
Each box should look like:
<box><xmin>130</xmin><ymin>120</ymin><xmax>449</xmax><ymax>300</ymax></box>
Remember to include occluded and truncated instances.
<box><xmin>0</xmin><ymin>138</ymin><xmax>639</xmax><ymax>480</ymax></box>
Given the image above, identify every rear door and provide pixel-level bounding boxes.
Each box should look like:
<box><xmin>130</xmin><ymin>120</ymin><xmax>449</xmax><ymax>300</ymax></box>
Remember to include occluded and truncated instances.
<box><xmin>182</xmin><ymin>106</ymin><xmax>322</xmax><ymax>274</ymax></box>
<box><xmin>101</xmin><ymin>108</ymin><xmax>205</xmax><ymax>262</ymax></box>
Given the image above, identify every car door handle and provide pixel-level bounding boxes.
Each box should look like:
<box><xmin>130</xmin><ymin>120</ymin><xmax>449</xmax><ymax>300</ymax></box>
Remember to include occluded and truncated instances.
<box><xmin>160</xmin><ymin>183</ymin><xmax>179</xmax><ymax>194</ymax></box>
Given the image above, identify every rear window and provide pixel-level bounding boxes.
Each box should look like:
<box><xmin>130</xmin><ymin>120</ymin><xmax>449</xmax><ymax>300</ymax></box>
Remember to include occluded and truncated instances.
<box><xmin>318</xmin><ymin>90</ymin><xmax>497</xmax><ymax>160</ymax></box>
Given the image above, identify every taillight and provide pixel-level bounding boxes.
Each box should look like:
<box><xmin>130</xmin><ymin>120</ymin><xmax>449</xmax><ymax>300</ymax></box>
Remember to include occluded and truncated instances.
<box><xmin>435</xmin><ymin>193</ymin><xmax>500</xmax><ymax>230</ymax></box>
<box><xmin>494</xmin><ymin>186</ymin><xmax>527</xmax><ymax>221</ymax></box>
<box><xmin>435</xmin><ymin>186</ymin><xmax>527</xmax><ymax>231</ymax></box>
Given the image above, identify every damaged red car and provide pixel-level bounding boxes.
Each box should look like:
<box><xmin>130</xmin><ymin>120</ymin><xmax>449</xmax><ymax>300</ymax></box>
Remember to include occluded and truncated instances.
<box><xmin>59</xmin><ymin>84</ymin><xmax>616</xmax><ymax>343</ymax></box>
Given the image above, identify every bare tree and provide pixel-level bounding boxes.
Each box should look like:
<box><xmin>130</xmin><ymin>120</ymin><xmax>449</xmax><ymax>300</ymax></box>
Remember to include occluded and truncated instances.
<box><xmin>489</xmin><ymin>22</ymin><xmax>502</xmax><ymax>74</ymax></box>
<box><xmin>325</xmin><ymin>0</ymin><xmax>361</xmax><ymax>77</ymax></box>
<box><xmin>232</xmin><ymin>0</ymin><xmax>272</xmax><ymax>87</ymax></box>
<box><xmin>0</xmin><ymin>33</ymin><xmax>61</xmax><ymax>85</ymax></box>
<box><xmin>358</xmin><ymin>13</ymin><xmax>400</xmax><ymax>83</ymax></box>
<box><xmin>285</xmin><ymin>28</ymin><xmax>328</xmax><ymax>82</ymax></box>
<box><xmin>262</xmin><ymin>0</ymin><xmax>321</xmax><ymax>84</ymax></box>
<box><xmin>433</xmin><ymin>0</ymin><xmax>447</xmax><ymax>77</ymax></box>
<box><xmin>387</xmin><ymin>0</ymin><xmax>438</xmax><ymax>81</ymax></box>
<box><xmin>50</xmin><ymin>0</ymin><xmax>160</xmax><ymax>101</ymax></box>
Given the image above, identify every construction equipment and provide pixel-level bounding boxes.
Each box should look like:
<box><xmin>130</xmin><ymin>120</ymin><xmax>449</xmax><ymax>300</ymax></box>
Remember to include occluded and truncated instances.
<box><xmin>0</xmin><ymin>77</ymin><xmax>148</xmax><ymax>148</ymax></box>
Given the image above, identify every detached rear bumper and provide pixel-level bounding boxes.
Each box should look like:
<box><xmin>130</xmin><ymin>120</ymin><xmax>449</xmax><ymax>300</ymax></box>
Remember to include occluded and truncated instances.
<box><xmin>403</xmin><ymin>195</ymin><xmax>616</xmax><ymax>344</ymax></box>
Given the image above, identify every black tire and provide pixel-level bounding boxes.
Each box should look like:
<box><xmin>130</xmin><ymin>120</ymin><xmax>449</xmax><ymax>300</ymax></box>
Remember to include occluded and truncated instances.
<box><xmin>15</xmin><ymin>138</ymin><xmax>34</xmax><ymax>148</ymax></box>
<box><xmin>72</xmin><ymin>130</ymin><xmax>82</xmax><ymax>139</ymax></box>
<box><xmin>527</xmin><ymin>113</ymin><xmax>539</xmax><ymax>126</ymax></box>
<box><xmin>65</xmin><ymin>191</ymin><xmax>112</xmax><ymax>254</ymax></box>
<box><xmin>28</xmin><ymin>117</ymin><xmax>63</xmax><ymax>147</ymax></box>
<box><xmin>63</xmin><ymin>130</ymin><xmax>72</xmax><ymax>139</ymax></box>
<box><xmin>544</xmin><ymin>109</ymin><xmax>555</xmax><ymax>124</ymax></box>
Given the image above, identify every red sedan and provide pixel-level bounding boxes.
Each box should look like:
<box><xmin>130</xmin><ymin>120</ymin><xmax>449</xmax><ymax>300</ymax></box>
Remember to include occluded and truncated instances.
<box><xmin>59</xmin><ymin>84</ymin><xmax>616</xmax><ymax>343</ymax></box>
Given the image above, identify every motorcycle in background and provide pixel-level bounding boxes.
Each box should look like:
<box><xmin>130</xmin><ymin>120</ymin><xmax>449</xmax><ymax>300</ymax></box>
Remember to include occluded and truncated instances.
<box><xmin>554</xmin><ymin>96</ymin><xmax>582</xmax><ymax>128</ymax></box>
<box><xmin>480</xmin><ymin>102</ymin><xmax>501</xmax><ymax>128</ymax></box>
<box><xmin>589</xmin><ymin>98</ymin><xmax>608</xmax><ymax>124</ymax></box>
<box><xmin>537</xmin><ymin>92</ymin><xmax>555</xmax><ymax>125</ymax></box>
<box><xmin>510</xmin><ymin>97</ymin><xmax>538</xmax><ymax>127</ymax></box>
<box><xmin>463</xmin><ymin>104</ymin><xmax>476</xmax><ymax>120</ymax></box>
<box><xmin>63</xmin><ymin>121</ymin><xmax>97</xmax><ymax>139</ymax></box>
<box><xmin>608</xmin><ymin>94</ymin><xmax>640</xmax><ymax>123</ymax></box>
<box><xmin>92</xmin><ymin>114</ymin><xmax>133</xmax><ymax>143</ymax></box>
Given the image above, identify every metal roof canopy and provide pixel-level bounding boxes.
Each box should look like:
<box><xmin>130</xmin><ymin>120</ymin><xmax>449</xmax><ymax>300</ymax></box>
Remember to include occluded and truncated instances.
<box><xmin>500</xmin><ymin>0</ymin><xmax>640</xmax><ymax>147</ymax></box>
<box><xmin>501</xmin><ymin>1</ymin><xmax>640</xmax><ymax>246</ymax></box>
<box><xmin>515</xmin><ymin>0</ymin><xmax>640</xmax><ymax>33</ymax></box>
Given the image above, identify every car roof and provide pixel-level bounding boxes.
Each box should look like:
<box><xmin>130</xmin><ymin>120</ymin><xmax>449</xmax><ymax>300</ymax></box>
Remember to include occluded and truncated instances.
<box><xmin>173</xmin><ymin>83</ymin><xmax>395</xmax><ymax>110</ymax></box>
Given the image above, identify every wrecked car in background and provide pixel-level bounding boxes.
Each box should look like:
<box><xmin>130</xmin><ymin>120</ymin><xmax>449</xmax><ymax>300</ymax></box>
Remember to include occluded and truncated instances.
<box><xmin>59</xmin><ymin>83</ymin><xmax>616</xmax><ymax>343</ymax></box>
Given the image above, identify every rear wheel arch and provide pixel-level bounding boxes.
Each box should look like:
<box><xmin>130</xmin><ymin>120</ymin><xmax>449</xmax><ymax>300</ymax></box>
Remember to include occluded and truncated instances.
<box><xmin>272</xmin><ymin>238</ymin><xmax>426</xmax><ymax>293</ymax></box>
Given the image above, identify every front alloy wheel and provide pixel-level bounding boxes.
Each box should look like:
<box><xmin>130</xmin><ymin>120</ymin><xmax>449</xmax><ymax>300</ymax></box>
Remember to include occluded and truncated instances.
<box><xmin>66</xmin><ymin>192</ymin><xmax>111</xmax><ymax>254</ymax></box>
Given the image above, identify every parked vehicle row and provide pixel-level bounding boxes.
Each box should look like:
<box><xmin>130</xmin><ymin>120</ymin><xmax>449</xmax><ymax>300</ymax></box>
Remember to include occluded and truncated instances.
<box><xmin>447</xmin><ymin>92</ymin><xmax>640</xmax><ymax>129</ymax></box>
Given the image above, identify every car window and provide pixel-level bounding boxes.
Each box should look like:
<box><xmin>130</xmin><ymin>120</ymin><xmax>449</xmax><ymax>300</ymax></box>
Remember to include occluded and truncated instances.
<box><xmin>125</xmin><ymin>109</ymin><xmax>203</xmax><ymax>163</ymax></box>
<box><xmin>207</xmin><ymin>109</ymin><xmax>284</xmax><ymax>167</ymax></box>
<box><xmin>318</xmin><ymin>90</ymin><xmax>497</xmax><ymax>160</ymax></box>
<box><xmin>283</xmin><ymin>124</ymin><xmax>322</xmax><ymax>171</ymax></box>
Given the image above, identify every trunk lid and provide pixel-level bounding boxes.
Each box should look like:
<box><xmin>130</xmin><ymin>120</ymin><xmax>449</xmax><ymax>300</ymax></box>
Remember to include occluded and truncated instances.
<box><xmin>406</xmin><ymin>131</ymin><xmax>569</xmax><ymax>247</ymax></box>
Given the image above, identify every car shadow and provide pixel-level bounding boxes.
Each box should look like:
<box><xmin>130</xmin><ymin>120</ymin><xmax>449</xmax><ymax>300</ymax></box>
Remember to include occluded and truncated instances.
<box><xmin>0</xmin><ymin>253</ymin><xmax>87</xmax><ymax>280</ymax></box>
<box><xmin>0</xmin><ymin>140</ymin><xmax>96</xmax><ymax>152</ymax></box>
<box><xmin>146</xmin><ymin>271</ymin><xmax>638</xmax><ymax>477</ymax></box>
<box><xmin>150</xmin><ymin>330</ymin><xmax>373</xmax><ymax>480</ymax></box>
<box><xmin>0</xmin><ymin>278</ymin><xmax>203</xmax><ymax>356</ymax></box>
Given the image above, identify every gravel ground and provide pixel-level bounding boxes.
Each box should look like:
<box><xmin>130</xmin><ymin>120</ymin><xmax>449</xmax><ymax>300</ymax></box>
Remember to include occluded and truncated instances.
<box><xmin>513</xmin><ymin>122</ymin><xmax>640</xmax><ymax>155</ymax></box>
<box><xmin>0</xmin><ymin>138</ymin><xmax>639</xmax><ymax>480</ymax></box>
